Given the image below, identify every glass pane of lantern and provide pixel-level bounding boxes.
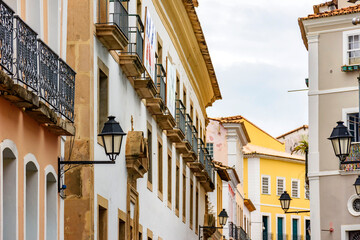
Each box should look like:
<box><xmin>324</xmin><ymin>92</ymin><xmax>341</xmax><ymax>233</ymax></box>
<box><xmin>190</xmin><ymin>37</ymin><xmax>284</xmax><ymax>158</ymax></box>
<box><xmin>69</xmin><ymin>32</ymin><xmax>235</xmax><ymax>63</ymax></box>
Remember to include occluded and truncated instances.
<box><xmin>113</xmin><ymin>135</ymin><xmax>123</xmax><ymax>154</ymax></box>
<box><xmin>331</xmin><ymin>139</ymin><xmax>340</xmax><ymax>156</ymax></box>
<box><xmin>340</xmin><ymin>138</ymin><xmax>350</xmax><ymax>156</ymax></box>
<box><xmin>103</xmin><ymin>135</ymin><xmax>113</xmax><ymax>154</ymax></box>
<box><xmin>356</xmin><ymin>185</ymin><xmax>360</xmax><ymax>196</ymax></box>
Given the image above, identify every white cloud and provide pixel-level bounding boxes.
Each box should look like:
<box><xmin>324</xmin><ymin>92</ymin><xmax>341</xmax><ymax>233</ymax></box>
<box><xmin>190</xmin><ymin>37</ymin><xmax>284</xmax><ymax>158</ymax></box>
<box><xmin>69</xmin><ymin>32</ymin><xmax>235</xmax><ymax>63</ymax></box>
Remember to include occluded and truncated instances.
<box><xmin>197</xmin><ymin>0</ymin><xmax>323</xmax><ymax>136</ymax></box>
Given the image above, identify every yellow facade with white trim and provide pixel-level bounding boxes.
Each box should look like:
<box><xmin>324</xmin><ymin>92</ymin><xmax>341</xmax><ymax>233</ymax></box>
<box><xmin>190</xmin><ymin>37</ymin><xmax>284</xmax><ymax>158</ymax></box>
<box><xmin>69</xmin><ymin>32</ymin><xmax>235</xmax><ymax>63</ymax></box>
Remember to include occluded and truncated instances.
<box><xmin>243</xmin><ymin>119</ymin><xmax>310</xmax><ymax>239</ymax></box>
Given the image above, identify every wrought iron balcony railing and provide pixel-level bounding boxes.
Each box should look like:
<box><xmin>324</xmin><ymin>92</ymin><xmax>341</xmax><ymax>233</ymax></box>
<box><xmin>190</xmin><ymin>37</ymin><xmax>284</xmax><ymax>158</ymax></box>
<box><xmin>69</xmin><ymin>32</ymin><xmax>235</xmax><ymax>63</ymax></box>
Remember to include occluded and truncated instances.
<box><xmin>0</xmin><ymin>2</ymin><xmax>75</xmax><ymax>122</ymax></box>
<box><xmin>205</xmin><ymin>154</ymin><xmax>214</xmax><ymax>184</ymax></box>
<box><xmin>230</xmin><ymin>222</ymin><xmax>251</xmax><ymax>240</ymax></box>
<box><xmin>186</xmin><ymin>114</ymin><xmax>193</xmax><ymax>145</ymax></box>
<box><xmin>198</xmin><ymin>139</ymin><xmax>205</xmax><ymax>165</ymax></box>
<box><xmin>176</xmin><ymin>99</ymin><xmax>186</xmax><ymax>135</ymax></box>
<box><xmin>125</xmin><ymin>14</ymin><xmax>144</xmax><ymax>61</ymax></box>
<box><xmin>192</xmin><ymin>126</ymin><xmax>198</xmax><ymax>155</ymax></box>
<box><xmin>97</xmin><ymin>0</ymin><xmax>129</xmax><ymax>39</ymax></box>
<box><xmin>155</xmin><ymin>63</ymin><xmax>166</xmax><ymax>103</ymax></box>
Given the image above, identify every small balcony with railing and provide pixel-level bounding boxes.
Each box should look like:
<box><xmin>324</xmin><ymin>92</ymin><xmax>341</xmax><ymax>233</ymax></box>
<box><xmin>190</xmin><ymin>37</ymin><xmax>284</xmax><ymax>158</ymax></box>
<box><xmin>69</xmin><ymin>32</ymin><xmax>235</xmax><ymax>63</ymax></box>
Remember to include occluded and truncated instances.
<box><xmin>0</xmin><ymin>2</ymin><xmax>75</xmax><ymax>136</ymax></box>
<box><xmin>182</xmin><ymin>114</ymin><xmax>198</xmax><ymax>162</ymax></box>
<box><xmin>340</xmin><ymin>115</ymin><xmax>360</xmax><ymax>171</ymax></box>
<box><xmin>191</xmin><ymin>138</ymin><xmax>206</xmax><ymax>176</ymax></box>
<box><xmin>167</xmin><ymin>99</ymin><xmax>186</xmax><ymax>143</ymax></box>
<box><xmin>95</xmin><ymin>0</ymin><xmax>129</xmax><ymax>51</ymax></box>
<box><xmin>118</xmin><ymin>14</ymin><xmax>146</xmax><ymax>78</ymax></box>
<box><xmin>146</xmin><ymin>63</ymin><xmax>166</xmax><ymax>115</ymax></box>
<box><xmin>229</xmin><ymin>222</ymin><xmax>251</xmax><ymax>240</ymax></box>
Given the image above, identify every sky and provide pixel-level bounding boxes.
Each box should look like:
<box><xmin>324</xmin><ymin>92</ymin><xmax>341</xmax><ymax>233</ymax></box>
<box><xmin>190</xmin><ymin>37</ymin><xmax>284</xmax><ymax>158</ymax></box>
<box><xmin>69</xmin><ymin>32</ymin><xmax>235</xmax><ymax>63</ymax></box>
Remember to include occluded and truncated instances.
<box><xmin>196</xmin><ymin>0</ymin><xmax>324</xmax><ymax>137</ymax></box>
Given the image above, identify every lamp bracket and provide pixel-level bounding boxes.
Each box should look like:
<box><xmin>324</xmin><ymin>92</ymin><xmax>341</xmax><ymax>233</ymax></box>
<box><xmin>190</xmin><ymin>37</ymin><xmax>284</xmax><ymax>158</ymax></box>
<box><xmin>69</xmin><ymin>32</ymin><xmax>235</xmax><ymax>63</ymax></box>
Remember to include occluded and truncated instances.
<box><xmin>341</xmin><ymin>160</ymin><xmax>360</xmax><ymax>165</ymax></box>
<box><xmin>284</xmin><ymin>210</ymin><xmax>310</xmax><ymax>214</ymax></box>
<box><xmin>57</xmin><ymin>157</ymin><xmax>115</xmax><ymax>193</ymax></box>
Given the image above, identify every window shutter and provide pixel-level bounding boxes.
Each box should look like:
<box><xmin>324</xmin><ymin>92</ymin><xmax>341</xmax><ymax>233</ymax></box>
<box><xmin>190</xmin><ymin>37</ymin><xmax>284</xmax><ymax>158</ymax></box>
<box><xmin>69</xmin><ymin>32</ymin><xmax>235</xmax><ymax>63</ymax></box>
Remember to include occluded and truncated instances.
<box><xmin>262</xmin><ymin>177</ymin><xmax>269</xmax><ymax>194</ymax></box>
<box><xmin>277</xmin><ymin>178</ymin><xmax>284</xmax><ymax>196</ymax></box>
<box><xmin>292</xmin><ymin>180</ymin><xmax>299</xmax><ymax>198</ymax></box>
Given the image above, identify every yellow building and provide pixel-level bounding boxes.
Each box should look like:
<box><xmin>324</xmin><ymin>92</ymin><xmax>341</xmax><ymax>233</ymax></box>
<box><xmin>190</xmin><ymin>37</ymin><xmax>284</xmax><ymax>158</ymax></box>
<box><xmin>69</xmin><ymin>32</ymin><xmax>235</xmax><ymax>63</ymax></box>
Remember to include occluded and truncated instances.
<box><xmin>219</xmin><ymin>116</ymin><xmax>310</xmax><ymax>240</ymax></box>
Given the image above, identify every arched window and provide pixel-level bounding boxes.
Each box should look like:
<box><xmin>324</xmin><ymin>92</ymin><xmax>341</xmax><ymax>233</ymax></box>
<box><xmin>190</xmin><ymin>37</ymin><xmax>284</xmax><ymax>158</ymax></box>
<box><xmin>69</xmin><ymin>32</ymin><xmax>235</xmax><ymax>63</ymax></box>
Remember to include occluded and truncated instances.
<box><xmin>2</xmin><ymin>148</ymin><xmax>17</xmax><ymax>239</ymax></box>
<box><xmin>48</xmin><ymin>0</ymin><xmax>59</xmax><ymax>53</ymax></box>
<box><xmin>45</xmin><ymin>172</ymin><xmax>57</xmax><ymax>240</ymax></box>
<box><xmin>26</xmin><ymin>161</ymin><xmax>38</xmax><ymax>240</ymax></box>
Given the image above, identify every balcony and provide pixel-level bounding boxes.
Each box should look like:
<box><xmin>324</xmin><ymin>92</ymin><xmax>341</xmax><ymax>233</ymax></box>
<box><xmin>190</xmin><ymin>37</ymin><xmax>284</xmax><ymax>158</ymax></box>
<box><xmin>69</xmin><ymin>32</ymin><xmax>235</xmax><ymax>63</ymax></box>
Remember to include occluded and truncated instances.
<box><xmin>118</xmin><ymin>14</ymin><xmax>146</xmax><ymax>78</ymax></box>
<box><xmin>167</xmin><ymin>99</ymin><xmax>186</xmax><ymax>143</ymax></box>
<box><xmin>182</xmin><ymin>115</ymin><xmax>197</xmax><ymax>162</ymax></box>
<box><xmin>145</xmin><ymin>64</ymin><xmax>166</xmax><ymax>115</ymax></box>
<box><xmin>191</xmin><ymin>138</ymin><xmax>206</xmax><ymax>174</ymax></box>
<box><xmin>230</xmin><ymin>222</ymin><xmax>251</xmax><ymax>240</ymax></box>
<box><xmin>0</xmin><ymin>2</ymin><xmax>75</xmax><ymax>135</ymax></box>
<box><xmin>95</xmin><ymin>0</ymin><xmax>129</xmax><ymax>50</ymax></box>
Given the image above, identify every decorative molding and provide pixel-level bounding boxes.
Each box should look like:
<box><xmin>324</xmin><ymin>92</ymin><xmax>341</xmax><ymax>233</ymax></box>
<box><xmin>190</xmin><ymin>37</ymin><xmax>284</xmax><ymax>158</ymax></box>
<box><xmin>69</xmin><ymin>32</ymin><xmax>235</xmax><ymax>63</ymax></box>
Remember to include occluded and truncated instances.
<box><xmin>308</xmin><ymin>86</ymin><xmax>358</xmax><ymax>96</ymax></box>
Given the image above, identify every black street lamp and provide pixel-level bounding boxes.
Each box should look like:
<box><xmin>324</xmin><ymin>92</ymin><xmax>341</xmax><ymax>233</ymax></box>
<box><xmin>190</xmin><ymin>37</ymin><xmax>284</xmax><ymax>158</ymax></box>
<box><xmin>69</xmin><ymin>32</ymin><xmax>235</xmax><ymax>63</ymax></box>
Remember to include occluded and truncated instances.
<box><xmin>354</xmin><ymin>175</ymin><xmax>360</xmax><ymax>196</ymax></box>
<box><xmin>198</xmin><ymin>209</ymin><xmax>229</xmax><ymax>240</ymax></box>
<box><xmin>328</xmin><ymin>121</ymin><xmax>353</xmax><ymax>163</ymax></box>
<box><xmin>58</xmin><ymin>116</ymin><xmax>126</xmax><ymax>192</ymax></box>
<box><xmin>279</xmin><ymin>191</ymin><xmax>310</xmax><ymax>214</ymax></box>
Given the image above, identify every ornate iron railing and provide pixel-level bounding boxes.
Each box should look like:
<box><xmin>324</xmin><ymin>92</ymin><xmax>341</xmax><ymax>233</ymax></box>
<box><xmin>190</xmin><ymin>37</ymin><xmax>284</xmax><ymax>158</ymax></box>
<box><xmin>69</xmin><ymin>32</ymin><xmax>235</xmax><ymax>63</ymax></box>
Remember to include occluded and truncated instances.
<box><xmin>125</xmin><ymin>14</ymin><xmax>144</xmax><ymax>62</ymax></box>
<box><xmin>176</xmin><ymin>99</ymin><xmax>186</xmax><ymax>135</ymax></box>
<box><xmin>192</xmin><ymin>126</ymin><xmax>198</xmax><ymax>155</ymax></box>
<box><xmin>0</xmin><ymin>3</ymin><xmax>76</xmax><ymax>122</ymax></box>
<box><xmin>14</xmin><ymin>16</ymin><xmax>38</xmax><ymax>91</ymax></box>
<box><xmin>186</xmin><ymin>114</ymin><xmax>193</xmax><ymax>145</ymax></box>
<box><xmin>230</xmin><ymin>222</ymin><xmax>251</xmax><ymax>240</ymax></box>
<box><xmin>38</xmin><ymin>40</ymin><xmax>59</xmax><ymax>109</ymax></box>
<box><xmin>198</xmin><ymin>139</ymin><xmax>205</xmax><ymax>165</ymax></box>
<box><xmin>0</xmin><ymin>1</ymin><xmax>14</xmax><ymax>74</ymax></box>
<box><xmin>97</xmin><ymin>0</ymin><xmax>129</xmax><ymax>39</ymax></box>
<box><xmin>155</xmin><ymin>63</ymin><xmax>166</xmax><ymax>103</ymax></box>
<box><xmin>205</xmin><ymin>155</ymin><xmax>214</xmax><ymax>184</ymax></box>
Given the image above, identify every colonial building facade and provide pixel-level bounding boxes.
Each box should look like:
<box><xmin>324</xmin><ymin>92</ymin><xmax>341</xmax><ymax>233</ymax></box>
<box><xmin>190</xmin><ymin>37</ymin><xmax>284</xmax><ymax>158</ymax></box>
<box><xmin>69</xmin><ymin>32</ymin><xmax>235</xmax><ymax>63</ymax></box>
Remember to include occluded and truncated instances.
<box><xmin>64</xmin><ymin>0</ymin><xmax>221</xmax><ymax>240</ymax></box>
<box><xmin>206</xmin><ymin>118</ymin><xmax>254</xmax><ymax>240</ymax></box>
<box><xmin>0</xmin><ymin>0</ymin><xmax>75</xmax><ymax>239</ymax></box>
<box><xmin>299</xmin><ymin>0</ymin><xmax>360</xmax><ymax>239</ymax></box>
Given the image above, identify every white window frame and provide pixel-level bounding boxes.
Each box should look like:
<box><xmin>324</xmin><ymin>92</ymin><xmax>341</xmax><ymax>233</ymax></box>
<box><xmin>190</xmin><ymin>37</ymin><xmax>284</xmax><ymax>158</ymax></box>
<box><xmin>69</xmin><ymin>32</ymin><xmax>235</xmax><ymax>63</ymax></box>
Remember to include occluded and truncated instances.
<box><xmin>343</xmin><ymin>30</ymin><xmax>360</xmax><ymax>65</ymax></box>
<box><xmin>261</xmin><ymin>175</ymin><xmax>271</xmax><ymax>195</ymax></box>
<box><xmin>305</xmin><ymin>182</ymin><xmax>310</xmax><ymax>200</ymax></box>
<box><xmin>291</xmin><ymin>179</ymin><xmax>300</xmax><ymax>198</ymax></box>
<box><xmin>276</xmin><ymin>177</ymin><xmax>285</xmax><ymax>196</ymax></box>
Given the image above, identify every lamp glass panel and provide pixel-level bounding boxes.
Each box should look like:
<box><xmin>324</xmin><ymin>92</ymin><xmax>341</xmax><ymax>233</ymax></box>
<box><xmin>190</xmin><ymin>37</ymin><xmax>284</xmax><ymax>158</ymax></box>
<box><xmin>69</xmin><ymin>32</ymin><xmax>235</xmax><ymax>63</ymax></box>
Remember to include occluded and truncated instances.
<box><xmin>103</xmin><ymin>135</ymin><xmax>113</xmax><ymax>154</ymax></box>
<box><xmin>356</xmin><ymin>185</ymin><xmax>360</xmax><ymax>196</ymax></box>
<box><xmin>339</xmin><ymin>137</ymin><xmax>351</xmax><ymax>155</ymax></box>
<box><xmin>219</xmin><ymin>216</ymin><xmax>225</xmax><ymax>226</ymax></box>
<box><xmin>113</xmin><ymin>135</ymin><xmax>123</xmax><ymax>154</ymax></box>
<box><xmin>331</xmin><ymin>138</ymin><xmax>340</xmax><ymax>155</ymax></box>
<box><xmin>281</xmin><ymin>199</ymin><xmax>290</xmax><ymax>211</ymax></box>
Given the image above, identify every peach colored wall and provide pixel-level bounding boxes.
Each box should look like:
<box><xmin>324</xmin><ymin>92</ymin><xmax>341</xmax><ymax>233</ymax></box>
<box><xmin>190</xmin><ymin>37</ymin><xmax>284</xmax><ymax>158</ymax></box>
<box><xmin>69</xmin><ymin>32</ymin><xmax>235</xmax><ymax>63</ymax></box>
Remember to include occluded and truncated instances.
<box><xmin>206</xmin><ymin>120</ymin><xmax>228</xmax><ymax>166</ymax></box>
<box><xmin>0</xmin><ymin>98</ymin><xmax>61</xmax><ymax>240</ymax></box>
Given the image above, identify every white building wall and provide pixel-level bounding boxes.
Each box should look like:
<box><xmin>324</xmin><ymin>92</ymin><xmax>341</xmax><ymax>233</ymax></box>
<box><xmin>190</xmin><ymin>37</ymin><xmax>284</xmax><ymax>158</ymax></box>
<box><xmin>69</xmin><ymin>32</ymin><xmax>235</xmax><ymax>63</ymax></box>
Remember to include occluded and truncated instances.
<box><xmin>91</xmin><ymin>0</ymin><xmax>209</xmax><ymax>239</ymax></box>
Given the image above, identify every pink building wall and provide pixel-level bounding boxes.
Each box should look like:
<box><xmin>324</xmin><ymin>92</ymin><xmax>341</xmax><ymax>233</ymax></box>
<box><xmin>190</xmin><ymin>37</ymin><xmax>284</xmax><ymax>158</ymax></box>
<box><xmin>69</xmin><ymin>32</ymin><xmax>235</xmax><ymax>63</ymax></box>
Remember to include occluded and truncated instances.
<box><xmin>206</xmin><ymin>120</ymin><xmax>228</xmax><ymax>165</ymax></box>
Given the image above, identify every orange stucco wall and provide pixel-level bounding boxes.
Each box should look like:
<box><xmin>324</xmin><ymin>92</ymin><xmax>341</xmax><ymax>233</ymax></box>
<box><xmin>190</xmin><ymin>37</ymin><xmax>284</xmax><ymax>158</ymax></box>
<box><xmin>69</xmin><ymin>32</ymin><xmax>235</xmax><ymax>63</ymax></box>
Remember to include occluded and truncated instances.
<box><xmin>0</xmin><ymin>97</ymin><xmax>61</xmax><ymax>240</ymax></box>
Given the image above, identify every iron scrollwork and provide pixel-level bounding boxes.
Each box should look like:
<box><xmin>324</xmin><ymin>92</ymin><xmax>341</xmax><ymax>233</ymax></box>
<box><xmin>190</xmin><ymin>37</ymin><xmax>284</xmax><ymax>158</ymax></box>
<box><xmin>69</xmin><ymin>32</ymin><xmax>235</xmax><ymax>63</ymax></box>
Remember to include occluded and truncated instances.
<box><xmin>0</xmin><ymin>1</ymin><xmax>14</xmax><ymax>74</ymax></box>
<box><xmin>59</xmin><ymin>59</ymin><xmax>75</xmax><ymax>121</ymax></box>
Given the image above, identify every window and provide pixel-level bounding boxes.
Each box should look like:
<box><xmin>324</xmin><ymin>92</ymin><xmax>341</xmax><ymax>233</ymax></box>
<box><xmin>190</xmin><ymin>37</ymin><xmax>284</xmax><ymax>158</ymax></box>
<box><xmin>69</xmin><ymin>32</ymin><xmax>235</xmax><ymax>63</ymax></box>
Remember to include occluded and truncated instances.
<box><xmin>48</xmin><ymin>0</ymin><xmax>60</xmax><ymax>53</ymax></box>
<box><xmin>348</xmin><ymin>34</ymin><xmax>360</xmax><ymax>65</ymax></box>
<box><xmin>175</xmin><ymin>160</ymin><xmax>180</xmax><ymax>215</ymax></box>
<box><xmin>262</xmin><ymin>176</ymin><xmax>270</xmax><ymax>195</ymax></box>
<box><xmin>176</xmin><ymin>76</ymin><xmax>180</xmax><ymax>99</ymax></box>
<box><xmin>183</xmin><ymin>86</ymin><xmax>187</xmax><ymax>108</ymax></box>
<box><xmin>136</xmin><ymin>0</ymin><xmax>142</xmax><ymax>17</ymax></box>
<box><xmin>46</xmin><ymin>172</ymin><xmax>57</xmax><ymax>240</ymax></box>
<box><xmin>277</xmin><ymin>177</ymin><xmax>285</xmax><ymax>196</ymax></box>
<box><xmin>98</xmin><ymin>68</ymin><xmax>108</xmax><ymax>134</ymax></box>
<box><xmin>305</xmin><ymin>182</ymin><xmax>310</xmax><ymax>200</ymax></box>
<box><xmin>3</xmin><ymin>148</ymin><xmax>17</xmax><ymax>239</ymax></box>
<box><xmin>119</xmin><ymin>218</ymin><xmax>125</xmax><ymax>240</ymax></box>
<box><xmin>347</xmin><ymin>113</ymin><xmax>359</xmax><ymax>142</ymax></box>
<box><xmin>157</xmin><ymin>40</ymin><xmax>163</xmax><ymax>65</ymax></box>
<box><xmin>147</xmin><ymin>128</ymin><xmax>153</xmax><ymax>186</ymax></box>
<box><xmin>207</xmin><ymin>143</ymin><xmax>214</xmax><ymax>159</ymax></box>
<box><xmin>158</xmin><ymin>142</ymin><xmax>163</xmax><ymax>198</ymax></box>
<box><xmin>182</xmin><ymin>162</ymin><xmax>186</xmax><ymax>222</ymax></box>
<box><xmin>98</xmin><ymin>196</ymin><xmax>108</xmax><ymax>240</ymax></box>
<box><xmin>291</xmin><ymin>179</ymin><xmax>300</xmax><ymax>198</ymax></box>
<box><xmin>167</xmin><ymin>153</ymin><xmax>172</xmax><ymax>207</ymax></box>
<box><xmin>190</xmin><ymin>179</ymin><xmax>194</xmax><ymax>229</ymax></box>
<box><xmin>26</xmin><ymin>161</ymin><xmax>38</xmax><ymax>240</ymax></box>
